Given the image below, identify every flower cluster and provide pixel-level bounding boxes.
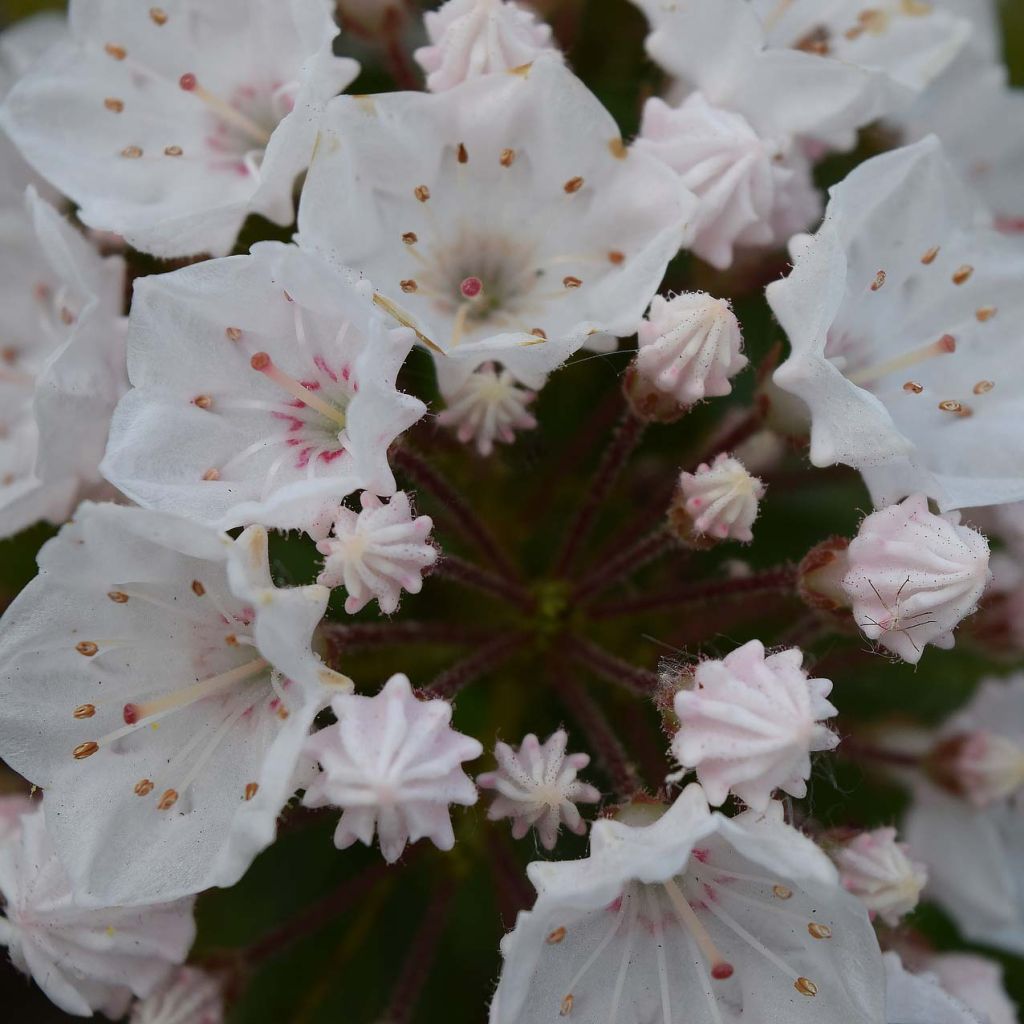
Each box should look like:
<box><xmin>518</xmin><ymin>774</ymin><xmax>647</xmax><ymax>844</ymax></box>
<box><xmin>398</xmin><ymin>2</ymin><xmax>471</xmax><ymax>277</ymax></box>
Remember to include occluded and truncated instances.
<box><xmin>0</xmin><ymin>0</ymin><xmax>1021</xmax><ymax>1022</ymax></box>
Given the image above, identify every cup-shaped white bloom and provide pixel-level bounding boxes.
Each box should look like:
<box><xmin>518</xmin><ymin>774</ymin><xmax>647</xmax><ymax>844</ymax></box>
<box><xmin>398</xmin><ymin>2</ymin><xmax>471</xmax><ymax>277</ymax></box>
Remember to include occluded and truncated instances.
<box><xmin>834</xmin><ymin>828</ymin><xmax>927</xmax><ymax>926</ymax></box>
<box><xmin>0</xmin><ymin>0</ymin><xmax>358</xmax><ymax>258</ymax></box>
<box><xmin>770</xmin><ymin>137</ymin><xmax>1024</xmax><ymax>511</ymax></box>
<box><xmin>636</xmin><ymin>94</ymin><xmax>821</xmax><ymax>269</ymax></box>
<box><xmin>927</xmin><ymin>953</ymin><xmax>1018</xmax><ymax>1024</ymax></box>
<box><xmin>673</xmin><ymin>640</ymin><xmax>838</xmax><ymax>811</ymax></box>
<box><xmin>841</xmin><ymin>494</ymin><xmax>991</xmax><ymax>664</ymax></box>
<box><xmin>101</xmin><ymin>243</ymin><xmax>425</xmax><ymax>537</ymax></box>
<box><xmin>884</xmin><ymin>953</ymin><xmax>982</xmax><ymax>1024</ymax></box>
<box><xmin>437</xmin><ymin>362</ymin><xmax>539</xmax><ymax>456</ymax></box>
<box><xmin>491</xmin><ymin>784</ymin><xmax>886</xmax><ymax>1024</ymax></box>
<box><xmin>317</xmin><ymin>491</ymin><xmax>437</xmax><ymax>614</ymax></box>
<box><xmin>0</xmin><ymin>188</ymin><xmax>127</xmax><ymax>540</ymax></box>
<box><xmin>677</xmin><ymin>453</ymin><xmax>766</xmax><ymax>542</ymax></box>
<box><xmin>302</xmin><ymin>675</ymin><xmax>483</xmax><ymax>863</ymax></box>
<box><xmin>0</xmin><ymin>502</ymin><xmax>349</xmax><ymax>906</ymax></box>
<box><xmin>0</xmin><ymin>804</ymin><xmax>195</xmax><ymax>1018</ymax></box>
<box><xmin>636</xmin><ymin>291</ymin><xmax>747</xmax><ymax>405</ymax></box>
<box><xmin>415</xmin><ymin>0</ymin><xmax>559</xmax><ymax>92</ymax></box>
<box><xmin>297</xmin><ymin>56</ymin><xmax>697</xmax><ymax>392</ymax></box>
<box><xmin>129</xmin><ymin>966</ymin><xmax>224</xmax><ymax>1024</ymax></box>
<box><xmin>477</xmin><ymin>731</ymin><xmax>600</xmax><ymax>850</ymax></box>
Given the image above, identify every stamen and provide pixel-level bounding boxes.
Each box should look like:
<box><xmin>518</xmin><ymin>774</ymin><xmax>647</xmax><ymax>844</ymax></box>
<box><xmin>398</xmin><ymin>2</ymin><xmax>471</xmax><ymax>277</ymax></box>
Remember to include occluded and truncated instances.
<box><xmin>107</xmin><ymin>590</ymin><xmax>129</xmax><ymax>603</ymax></box>
<box><xmin>120</xmin><ymin>146</ymin><xmax>143</xmax><ymax>159</ymax></box>
<box><xmin>608</xmin><ymin>138</ymin><xmax>627</xmax><ymax>159</ymax></box>
<box><xmin>976</xmin><ymin>306</ymin><xmax>997</xmax><ymax>322</ymax></box>
<box><xmin>104</xmin><ymin>42</ymin><xmax>126</xmax><ymax>60</ymax></box>
<box><xmin>973</xmin><ymin>380</ymin><xmax>994</xmax><ymax>394</ymax></box>
<box><xmin>921</xmin><ymin>246</ymin><xmax>940</xmax><ymax>264</ymax></box>
<box><xmin>245</xmin><ymin>782</ymin><xmax>259</xmax><ymax>801</ymax></box>
<box><xmin>558</xmin><ymin>892</ymin><xmax>628</xmax><ymax>1017</ymax></box>
<box><xmin>547</xmin><ymin>927</ymin><xmax>567</xmax><ymax>944</ymax></box>
<box><xmin>560</xmin><ymin>995</ymin><xmax>573</xmax><ymax>1017</ymax></box>
<box><xmin>400</xmin><ymin>279</ymin><xmax>418</xmax><ymax>293</ymax></box>
<box><xmin>608</xmin><ymin>251</ymin><xmax>625</xmax><ymax>265</ymax></box>
<box><xmin>414</xmin><ymin>185</ymin><xmax>431</xmax><ymax>202</ymax></box>
<box><xmin>191</xmin><ymin>580</ymin><xmax>206</xmax><ymax>596</ymax></box>
<box><xmin>500</xmin><ymin>148</ymin><xmax>516</xmax><ymax>167</ymax></box>
<box><xmin>104</xmin><ymin>97</ymin><xmax>124</xmax><ymax>113</ymax></box>
<box><xmin>903</xmin><ymin>381</ymin><xmax>924</xmax><ymax>394</ymax></box>
<box><xmin>702</xmin><ymin>899</ymin><xmax>803</xmax><ymax>983</ymax></box>
<box><xmin>225</xmin><ymin>326</ymin><xmax>242</xmax><ymax>342</ymax></box>
<box><xmin>772</xmin><ymin>885</ymin><xmax>792</xmax><ymax>900</ymax></box>
<box><xmin>795</xmin><ymin>977</ymin><xmax>818</xmax><ymax>997</ymax></box>
<box><xmin>372</xmin><ymin>293</ymin><xmax>444</xmax><ymax>354</ymax></box>
<box><xmin>164</xmin><ymin>145</ymin><xmax>183</xmax><ymax>157</ymax></box>
<box><xmin>563</xmin><ymin>276</ymin><xmax>583</xmax><ymax>289</ymax></box>
<box><xmin>952</xmin><ymin>265</ymin><xmax>974</xmax><ymax>285</ymax></box>
<box><xmin>847</xmin><ymin>334</ymin><xmax>955</xmax><ymax>386</ymax></box>
<box><xmin>250</xmin><ymin>353</ymin><xmax>347</xmax><ymax>427</ymax></box>
<box><xmin>938</xmin><ymin>399</ymin><xmax>968</xmax><ymax>415</ymax></box>
<box><xmin>403</xmin><ymin>232</ymin><xmax>418</xmax><ymax>245</ymax></box>
<box><xmin>179</xmin><ymin>73</ymin><xmax>271</xmax><ymax>146</ymax></box>
<box><xmin>202</xmin><ymin>468</ymin><xmax>221</xmax><ymax>481</ymax></box>
<box><xmin>76</xmin><ymin>641</ymin><xmax>99</xmax><ymax>657</ymax></box>
<box><xmin>870</xmin><ymin>270</ymin><xmax>886</xmax><ymax>291</ymax></box>
<box><xmin>609</xmin><ymin>896</ymin><xmax>640</xmax><ymax>1024</ymax></box>
<box><xmin>158</xmin><ymin>789</ymin><xmax>178</xmax><ymax>810</ymax></box>
<box><xmin>564</xmin><ymin>176</ymin><xmax>585</xmax><ymax>194</ymax></box>
<box><xmin>192</xmin><ymin>394</ymin><xmax>212</xmax><ymax>409</ymax></box>
<box><xmin>149</xmin><ymin>7</ymin><xmax>168</xmax><ymax>24</ymax></box>
<box><xmin>807</xmin><ymin>923</ymin><xmax>832</xmax><ymax>939</ymax></box>
<box><xmin>73</xmin><ymin>742</ymin><xmax>99</xmax><ymax>760</ymax></box>
<box><xmin>134</xmin><ymin>779</ymin><xmax>154</xmax><ymax>796</ymax></box>
<box><xmin>460</xmin><ymin>276</ymin><xmax>483</xmax><ymax>299</ymax></box>
<box><xmin>457</xmin><ymin>142</ymin><xmax>468</xmax><ymax>164</ymax></box>
<box><xmin>73</xmin><ymin>704</ymin><xmax>96</xmax><ymax>719</ymax></box>
<box><xmin>663</xmin><ymin>879</ymin><xmax>734</xmax><ymax>981</ymax></box>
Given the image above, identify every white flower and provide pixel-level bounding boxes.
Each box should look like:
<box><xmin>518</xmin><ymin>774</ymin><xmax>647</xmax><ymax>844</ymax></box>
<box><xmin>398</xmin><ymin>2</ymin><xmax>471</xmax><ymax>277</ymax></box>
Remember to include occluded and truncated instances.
<box><xmin>0</xmin><ymin>502</ymin><xmax>350</xmax><ymax>905</ymax></box>
<box><xmin>842</xmin><ymin>494</ymin><xmax>991</xmax><ymax>664</ymax></box>
<box><xmin>129</xmin><ymin>966</ymin><xmax>224</xmax><ymax>1024</ymax></box>
<box><xmin>415</xmin><ymin>0</ymin><xmax>559</xmax><ymax>92</ymax></box>
<box><xmin>302</xmin><ymin>674</ymin><xmax>482</xmax><ymax>863</ymax></box>
<box><xmin>0</xmin><ymin>188</ymin><xmax>126</xmax><ymax>540</ymax></box>
<box><xmin>317</xmin><ymin>491</ymin><xmax>437</xmax><ymax>614</ymax></box>
<box><xmin>673</xmin><ymin>640</ymin><xmax>838</xmax><ymax>811</ymax></box>
<box><xmin>0</xmin><ymin>794</ymin><xmax>33</xmax><ymax>847</ymax></box>
<box><xmin>491</xmin><ymin>785</ymin><xmax>886</xmax><ymax>1024</ymax></box>
<box><xmin>477</xmin><ymin>731</ymin><xmax>600</xmax><ymax>850</ymax></box>
<box><xmin>635</xmin><ymin>291</ymin><xmax>747</xmax><ymax>405</ymax></box>
<box><xmin>296</xmin><ymin>56</ymin><xmax>696</xmax><ymax>392</ymax></box>
<box><xmin>884</xmin><ymin>953</ymin><xmax>982</xmax><ymax>1024</ymax></box>
<box><xmin>101</xmin><ymin>243</ymin><xmax>425</xmax><ymax>538</ymax></box>
<box><xmin>436</xmin><ymin>362</ymin><xmax>538</xmax><ymax>456</ymax></box>
<box><xmin>676</xmin><ymin>452</ymin><xmax>766</xmax><ymax>542</ymax></box>
<box><xmin>0</xmin><ymin>0</ymin><xmax>358</xmax><ymax>258</ymax></box>
<box><xmin>0</xmin><ymin>804</ymin><xmax>195</xmax><ymax>1018</ymax></box>
<box><xmin>770</xmin><ymin>137</ymin><xmax>1024</xmax><ymax>511</ymax></box>
<box><xmin>834</xmin><ymin>828</ymin><xmax>927</xmax><ymax>926</ymax></box>
<box><xmin>926</xmin><ymin>953</ymin><xmax>1018</xmax><ymax>1024</ymax></box>
<box><xmin>635</xmin><ymin>93</ymin><xmax>821</xmax><ymax>269</ymax></box>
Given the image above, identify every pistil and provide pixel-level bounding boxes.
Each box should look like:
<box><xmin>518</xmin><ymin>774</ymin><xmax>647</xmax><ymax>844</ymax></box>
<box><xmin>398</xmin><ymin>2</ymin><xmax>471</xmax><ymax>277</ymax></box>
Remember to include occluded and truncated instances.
<box><xmin>179</xmin><ymin>73</ymin><xmax>272</xmax><ymax>146</ymax></box>
<box><xmin>250</xmin><ymin>352</ymin><xmax>347</xmax><ymax>428</ymax></box>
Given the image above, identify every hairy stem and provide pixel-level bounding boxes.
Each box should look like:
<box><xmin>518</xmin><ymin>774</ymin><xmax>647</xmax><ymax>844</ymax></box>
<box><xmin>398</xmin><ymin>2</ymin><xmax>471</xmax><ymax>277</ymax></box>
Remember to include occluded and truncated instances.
<box><xmin>320</xmin><ymin>620</ymin><xmax>497</xmax><ymax>662</ymax></box>
<box><xmin>572</xmin><ymin>526</ymin><xmax>679</xmax><ymax>605</ymax></box>
<box><xmin>434</xmin><ymin>553</ymin><xmax>534</xmax><ymax>612</ymax></box>
<box><xmin>424</xmin><ymin>633</ymin><xmax>523</xmax><ymax>700</ymax></box>
<box><xmin>562</xmin><ymin>633</ymin><xmax>660</xmax><ymax>696</ymax></box>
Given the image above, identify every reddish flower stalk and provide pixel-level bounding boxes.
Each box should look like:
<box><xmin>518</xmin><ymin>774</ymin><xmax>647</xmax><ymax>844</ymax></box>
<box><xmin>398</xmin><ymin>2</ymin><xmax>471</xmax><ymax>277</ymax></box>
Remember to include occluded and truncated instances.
<box><xmin>571</xmin><ymin>526</ymin><xmax>679</xmax><ymax>605</ymax></box>
<box><xmin>425</xmin><ymin>633</ymin><xmax>523</xmax><ymax>700</ymax></box>
<box><xmin>562</xmin><ymin>633</ymin><xmax>660</xmax><ymax>696</ymax></box>
<box><xmin>433</xmin><ymin>552</ymin><xmax>535</xmax><ymax>612</ymax></box>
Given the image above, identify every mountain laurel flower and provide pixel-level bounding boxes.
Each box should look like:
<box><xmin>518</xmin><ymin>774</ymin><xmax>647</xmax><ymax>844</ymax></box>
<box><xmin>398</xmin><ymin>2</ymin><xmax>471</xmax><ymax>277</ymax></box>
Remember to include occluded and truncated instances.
<box><xmin>316</xmin><ymin>491</ymin><xmax>437</xmax><ymax>615</ymax></box>
<box><xmin>101</xmin><ymin>243</ymin><xmax>426</xmax><ymax>538</ymax></box>
<box><xmin>0</xmin><ymin>804</ymin><xmax>196</xmax><ymax>1018</ymax></box>
<box><xmin>0</xmin><ymin>0</ymin><xmax>358</xmax><ymax>258</ymax></box>
<box><xmin>0</xmin><ymin>188</ymin><xmax>126</xmax><ymax>540</ymax></box>
<box><xmin>884</xmin><ymin>953</ymin><xmax>984</xmax><ymax>1024</ymax></box>
<box><xmin>477</xmin><ymin>731</ymin><xmax>601</xmax><ymax>850</ymax></box>
<box><xmin>0</xmin><ymin>793</ymin><xmax>34</xmax><ymax>846</ymax></box>
<box><xmin>0</xmin><ymin>502</ymin><xmax>350</xmax><ymax>906</ymax></box>
<box><xmin>491</xmin><ymin>785</ymin><xmax>885</xmax><ymax>1024</ymax></box>
<box><xmin>926</xmin><ymin>953</ymin><xmax>1019</xmax><ymax>1024</ymax></box>
<box><xmin>672</xmin><ymin>452</ymin><xmax>766</xmax><ymax>543</ymax></box>
<box><xmin>302</xmin><ymin>675</ymin><xmax>483</xmax><ymax>864</ymax></box>
<box><xmin>770</xmin><ymin>137</ymin><xmax>1024</xmax><ymax>511</ymax></box>
<box><xmin>634</xmin><ymin>291</ymin><xmax>747</xmax><ymax>407</ymax></box>
<box><xmin>834</xmin><ymin>828</ymin><xmax>928</xmax><ymax>927</ymax></box>
<box><xmin>673</xmin><ymin>640</ymin><xmax>838</xmax><ymax>811</ymax></box>
<box><xmin>128</xmin><ymin>967</ymin><xmax>224</xmax><ymax>1024</ymax></box>
<box><xmin>415</xmin><ymin>0</ymin><xmax>560</xmax><ymax>93</ymax></box>
<box><xmin>296</xmin><ymin>56</ymin><xmax>697</xmax><ymax>394</ymax></box>
<box><xmin>437</xmin><ymin>362</ymin><xmax>539</xmax><ymax>456</ymax></box>
<box><xmin>842</xmin><ymin>494</ymin><xmax>991</xmax><ymax>664</ymax></box>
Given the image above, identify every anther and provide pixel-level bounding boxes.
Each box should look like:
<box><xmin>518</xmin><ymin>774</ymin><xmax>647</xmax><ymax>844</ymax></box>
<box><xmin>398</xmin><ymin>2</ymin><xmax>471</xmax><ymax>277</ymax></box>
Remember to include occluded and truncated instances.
<box><xmin>546</xmin><ymin>927</ymin><xmax>567</xmax><ymax>944</ymax></box>
<box><xmin>608</xmin><ymin>138</ymin><xmax>627</xmax><ymax>159</ymax></box>
<box><xmin>870</xmin><ymin>270</ymin><xmax>886</xmax><ymax>291</ymax></box>
<box><xmin>250</xmin><ymin>352</ymin><xmax>347</xmax><ymax>427</ymax></box>
<box><xmin>460</xmin><ymin>276</ymin><xmax>483</xmax><ymax>299</ymax></box>
<box><xmin>225</xmin><ymin>634</ymin><xmax>239</xmax><ymax>646</ymax></box>
<box><xmin>457</xmin><ymin>142</ymin><xmax>468</xmax><ymax>164</ymax></box>
<box><xmin>121</xmin><ymin>146</ymin><xmax>143</xmax><ymax>159</ymax></box>
<box><xmin>225</xmin><ymin>326</ymin><xmax>242</xmax><ymax>342</ymax></box>
<box><xmin>500</xmin><ymin>148</ymin><xmax>516</xmax><ymax>167</ymax></box>
<box><xmin>563</xmin><ymin>276</ymin><xmax>582</xmax><ymax>289</ymax></box>
<box><xmin>164</xmin><ymin>145</ymin><xmax>183</xmax><ymax>157</ymax></box>
<box><xmin>807</xmin><ymin>922</ymin><xmax>832</xmax><ymax>939</ymax></box>
<box><xmin>903</xmin><ymin>381</ymin><xmax>924</xmax><ymax>393</ymax></box>
<box><xmin>939</xmin><ymin>399</ymin><xmax>964</xmax><ymax>413</ymax></box>
<box><xmin>73</xmin><ymin>704</ymin><xmax>96</xmax><ymax>719</ymax></box>
<box><xmin>104</xmin><ymin>97</ymin><xmax>124</xmax><ymax>113</ymax></box>
<box><xmin>564</xmin><ymin>176</ymin><xmax>584</xmax><ymax>194</ymax></box>
<box><xmin>795</xmin><ymin>977</ymin><xmax>818</xmax><ymax>997</ymax></box>
<box><xmin>973</xmin><ymin>380</ymin><xmax>994</xmax><ymax>394</ymax></box>
<box><xmin>531</xmin><ymin>327</ymin><xmax>547</xmax><ymax>339</ymax></box>
<box><xmin>192</xmin><ymin>394</ymin><xmax>212</xmax><ymax>409</ymax></box>
<box><xmin>107</xmin><ymin>590</ymin><xmax>129</xmax><ymax>603</ymax></box>
<box><xmin>952</xmin><ymin>265</ymin><xmax>974</xmax><ymax>285</ymax></box>
<box><xmin>157</xmin><ymin>789</ymin><xmax>179</xmax><ymax>811</ymax></box>
<box><xmin>149</xmin><ymin>7</ymin><xmax>168</xmax><ymax>24</ymax></box>
<box><xmin>608</xmin><ymin>251</ymin><xmax>625</xmax><ymax>265</ymax></box>
<box><xmin>76</xmin><ymin>641</ymin><xmax>98</xmax><ymax>657</ymax></box>
<box><xmin>104</xmin><ymin>42</ymin><xmax>126</xmax><ymax>60</ymax></box>
<box><xmin>560</xmin><ymin>994</ymin><xmax>574</xmax><ymax>1016</ymax></box>
<box><xmin>134</xmin><ymin>779</ymin><xmax>154</xmax><ymax>796</ymax></box>
<box><xmin>976</xmin><ymin>306</ymin><xmax>997</xmax><ymax>322</ymax></box>
<box><xmin>191</xmin><ymin>580</ymin><xmax>206</xmax><ymax>596</ymax></box>
<box><xmin>402</xmin><ymin>232</ymin><xmax>418</xmax><ymax>245</ymax></box>
<box><xmin>414</xmin><ymin>185</ymin><xmax>431</xmax><ymax>202</ymax></box>
<box><xmin>73</xmin><ymin>741</ymin><xmax>99</xmax><ymax>760</ymax></box>
<box><xmin>202</xmin><ymin>468</ymin><xmax>221</xmax><ymax>481</ymax></box>
<box><xmin>772</xmin><ymin>884</ymin><xmax>792</xmax><ymax>900</ymax></box>
<box><xmin>244</xmin><ymin>782</ymin><xmax>259</xmax><ymax>801</ymax></box>
<box><xmin>400</xmin><ymin>279</ymin><xmax>418</xmax><ymax>293</ymax></box>
<box><xmin>921</xmin><ymin>246</ymin><xmax>940</xmax><ymax>264</ymax></box>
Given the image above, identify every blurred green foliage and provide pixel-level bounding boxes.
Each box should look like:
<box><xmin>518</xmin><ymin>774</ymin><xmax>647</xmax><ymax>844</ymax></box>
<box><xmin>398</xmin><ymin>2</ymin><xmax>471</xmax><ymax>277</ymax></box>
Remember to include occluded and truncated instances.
<box><xmin>0</xmin><ymin>1</ymin><xmax>1023</xmax><ymax>1022</ymax></box>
